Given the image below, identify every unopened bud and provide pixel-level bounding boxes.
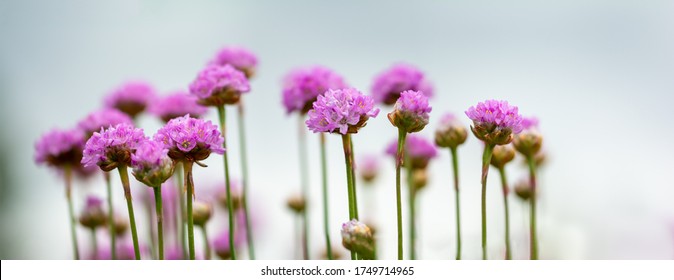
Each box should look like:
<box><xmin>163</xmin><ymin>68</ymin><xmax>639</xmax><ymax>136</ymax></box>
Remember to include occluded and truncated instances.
<box><xmin>490</xmin><ymin>144</ymin><xmax>516</xmax><ymax>169</ymax></box>
<box><xmin>287</xmin><ymin>194</ymin><xmax>306</xmax><ymax>214</ymax></box>
<box><xmin>192</xmin><ymin>201</ymin><xmax>213</xmax><ymax>226</ymax></box>
<box><xmin>341</xmin><ymin>219</ymin><xmax>376</xmax><ymax>260</ymax></box>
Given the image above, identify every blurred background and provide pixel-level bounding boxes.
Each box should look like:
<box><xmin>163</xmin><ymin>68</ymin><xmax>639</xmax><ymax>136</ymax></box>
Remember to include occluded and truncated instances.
<box><xmin>1</xmin><ymin>0</ymin><xmax>674</xmax><ymax>259</ymax></box>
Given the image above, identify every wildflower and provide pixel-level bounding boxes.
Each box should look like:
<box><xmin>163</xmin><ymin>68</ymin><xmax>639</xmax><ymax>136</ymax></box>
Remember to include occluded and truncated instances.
<box><xmin>465</xmin><ymin>100</ymin><xmax>523</xmax><ymax>146</ymax></box>
<box><xmin>305</xmin><ymin>88</ymin><xmax>379</xmax><ymax>134</ymax></box>
<box><xmin>341</xmin><ymin>219</ymin><xmax>376</xmax><ymax>260</ymax></box>
<box><xmin>387</xmin><ymin>90</ymin><xmax>432</xmax><ymax>133</ymax></box>
<box><xmin>81</xmin><ymin>123</ymin><xmax>147</xmax><ymax>172</ymax></box>
<box><xmin>149</xmin><ymin>91</ymin><xmax>207</xmax><ymax>123</ymax></box>
<box><xmin>79</xmin><ymin>196</ymin><xmax>106</xmax><ymax>229</ymax></box>
<box><xmin>434</xmin><ymin>113</ymin><xmax>468</xmax><ymax>149</ymax></box>
<box><xmin>104</xmin><ymin>81</ymin><xmax>157</xmax><ymax>118</ymax></box>
<box><xmin>282</xmin><ymin>66</ymin><xmax>348</xmax><ymax>114</ymax></box>
<box><xmin>131</xmin><ymin>140</ymin><xmax>174</xmax><ymax>187</ymax></box>
<box><xmin>386</xmin><ymin>134</ymin><xmax>438</xmax><ymax>169</ymax></box>
<box><xmin>154</xmin><ymin>115</ymin><xmax>225</xmax><ymax>163</ymax></box>
<box><xmin>189</xmin><ymin>64</ymin><xmax>250</xmax><ymax>106</ymax></box>
<box><xmin>371</xmin><ymin>63</ymin><xmax>433</xmax><ymax>105</ymax></box>
<box><xmin>78</xmin><ymin>108</ymin><xmax>133</xmax><ymax>139</ymax></box>
<box><xmin>209</xmin><ymin>46</ymin><xmax>258</xmax><ymax>78</ymax></box>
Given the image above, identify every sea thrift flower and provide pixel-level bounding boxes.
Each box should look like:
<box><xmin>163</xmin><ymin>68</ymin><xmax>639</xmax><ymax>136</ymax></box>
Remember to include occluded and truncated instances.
<box><xmin>149</xmin><ymin>91</ymin><xmax>208</xmax><ymax>123</ymax></box>
<box><xmin>513</xmin><ymin>117</ymin><xmax>543</xmax><ymax>157</ymax></box>
<box><xmin>209</xmin><ymin>46</ymin><xmax>258</xmax><ymax>78</ymax></box>
<box><xmin>189</xmin><ymin>64</ymin><xmax>250</xmax><ymax>106</ymax></box>
<box><xmin>465</xmin><ymin>100</ymin><xmax>523</xmax><ymax>145</ymax></box>
<box><xmin>216</xmin><ymin>180</ymin><xmax>243</xmax><ymax>211</ymax></box>
<box><xmin>286</xmin><ymin>194</ymin><xmax>307</xmax><ymax>214</ymax></box>
<box><xmin>357</xmin><ymin>154</ymin><xmax>380</xmax><ymax>183</ymax></box>
<box><xmin>104</xmin><ymin>81</ymin><xmax>157</xmax><ymax>118</ymax></box>
<box><xmin>387</xmin><ymin>90</ymin><xmax>432</xmax><ymax>133</ymax></box>
<box><xmin>514</xmin><ymin>179</ymin><xmax>533</xmax><ymax>201</ymax></box>
<box><xmin>371</xmin><ymin>63</ymin><xmax>433</xmax><ymax>105</ymax></box>
<box><xmin>435</xmin><ymin>113</ymin><xmax>468</xmax><ymax>149</ymax></box>
<box><xmin>490</xmin><ymin>144</ymin><xmax>516</xmax><ymax>169</ymax></box>
<box><xmin>281</xmin><ymin>66</ymin><xmax>348</xmax><ymax>114</ymax></box>
<box><xmin>192</xmin><ymin>200</ymin><xmax>213</xmax><ymax>227</ymax></box>
<box><xmin>81</xmin><ymin>123</ymin><xmax>147</xmax><ymax>172</ymax></box>
<box><xmin>131</xmin><ymin>140</ymin><xmax>174</xmax><ymax>187</ymax></box>
<box><xmin>79</xmin><ymin>196</ymin><xmax>106</xmax><ymax>229</ymax></box>
<box><xmin>213</xmin><ymin>229</ymin><xmax>247</xmax><ymax>260</ymax></box>
<box><xmin>386</xmin><ymin>135</ymin><xmax>438</xmax><ymax>169</ymax></box>
<box><xmin>154</xmin><ymin>115</ymin><xmax>225</xmax><ymax>162</ymax></box>
<box><xmin>78</xmin><ymin>108</ymin><xmax>134</xmax><ymax>139</ymax></box>
<box><xmin>35</xmin><ymin>128</ymin><xmax>85</xmax><ymax>169</ymax></box>
<box><xmin>305</xmin><ymin>88</ymin><xmax>380</xmax><ymax>134</ymax></box>
<box><xmin>341</xmin><ymin>219</ymin><xmax>375</xmax><ymax>260</ymax></box>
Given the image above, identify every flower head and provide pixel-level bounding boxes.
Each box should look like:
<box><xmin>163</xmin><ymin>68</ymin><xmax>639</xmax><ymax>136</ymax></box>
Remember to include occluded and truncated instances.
<box><xmin>192</xmin><ymin>200</ymin><xmax>213</xmax><ymax>227</ymax></box>
<box><xmin>209</xmin><ymin>46</ymin><xmax>258</xmax><ymax>78</ymax></box>
<box><xmin>281</xmin><ymin>66</ymin><xmax>348</xmax><ymax>114</ymax></box>
<box><xmin>79</xmin><ymin>195</ymin><xmax>106</xmax><ymax>229</ymax></box>
<box><xmin>131</xmin><ymin>140</ymin><xmax>174</xmax><ymax>187</ymax></box>
<box><xmin>465</xmin><ymin>99</ymin><xmax>523</xmax><ymax>145</ymax></box>
<box><xmin>189</xmin><ymin>64</ymin><xmax>250</xmax><ymax>106</ymax></box>
<box><xmin>386</xmin><ymin>134</ymin><xmax>437</xmax><ymax>169</ymax></box>
<box><xmin>341</xmin><ymin>219</ymin><xmax>375</xmax><ymax>260</ymax></box>
<box><xmin>35</xmin><ymin>128</ymin><xmax>85</xmax><ymax>169</ymax></box>
<box><xmin>286</xmin><ymin>193</ymin><xmax>306</xmax><ymax>214</ymax></box>
<box><xmin>513</xmin><ymin>116</ymin><xmax>542</xmax><ymax>157</ymax></box>
<box><xmin>216</xmin><ymin>180</ymin><xmax>243</xmax><ymax>211</ymax></box>
<box><xmin>490</xmin><ymin>144</ymin><xmax>516</xmax><ymax>169</ymax></box>
<box><xmin>357</xmin><ymin>154</ymin><xmax>380</xmax><ymax>184</ymax></box>
<box><xmin>371</xmin><ymin>63</ymin><xmax>433</xmax><ymax>105</ymax></box>
<box><xmin>435</xmin><ymin>113</ymin><xmax>468</xmax><ymax>148</ymax></box>
<box><xmin>104</xmin><ymin>81</ymin><xmax>157</xmax><ymax>118</ymax></box>
<box><xmin>387</xmin><ymin>90</ymin><xmax>432</xmax><ymax>133</ymax></box>
<box><xmin>78</xmin><ymin>108</ymin><xmax>134</xmax><ymax>139</ymax></box>
<box><xmin>213</xmin><ymin>229</ymin><xmax>247</xmax><ymax>260</ymax></box>
<box><xmin>149</xmin><ymin>91</ymin><xmax>208</xmax><ymax>122</ymax></box>
<box><xmin>154</xmin><ymin>115</ymin><xmax>224</xmax><ymax>162</ymax></box>
<box><xmin>81</xmin><ymin>123</ymin><xmax>147</xmax><ymax>171</ymax></box>
<box><xmin>306</xmin><ymin>88</ymin><xmax>380</xmax><ymax>134</ymax></box>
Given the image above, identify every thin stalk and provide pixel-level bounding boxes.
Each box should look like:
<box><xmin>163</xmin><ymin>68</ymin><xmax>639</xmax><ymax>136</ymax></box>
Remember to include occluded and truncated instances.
<box><xmin>498</xmin><ymin>166</ymin><xmax>512</xmax><ymax>260</ymax></box>
<box><xmin>237</xmin><ymin>102</ymin><xmax>255</xmax><ymax>260</ymax></box>
<box><xmin>480</xmin><ymin>144</ymin><xmax>495</xmax><ymax>260</ymax></box>
<box><xmin>395</xmin><ymin>128</ymin><xmax>407</xmax><ymax>260</ymax></box>
<box><xmin>341</xmin><ymin>133</ymin><xmax>357</xmax><ymax>260</ymax></box>
<box><xmin>527</xmin><ymin>155</ymin><xmax>539</xmax><ymax>260</ymax></box>
<box><xmin>64</xmin><ymin>165</ymin><xmax>80</xmax><ymax>260</ymax></box>
<box><xmin>118</xmin><ymin>165</ymin><xmax>141</xmax><ymax>260</ymax></box>
<box><xmin>91</xmin><ymin>228</ymin><xmax>98</xmax><ymax>260</ymax></box>
<box><xmin>217</xmin><ymin>105</ymin><xmax>237</xmax><ymax>260</ymax></box>
<box><xmin>201</xmin><ymin>226</ymin><xmax>211</xmax><ymax>260</ymax></box>
<box><xmin>406</xmin><ymin>158</ymin><xmax>417</xmax><ymax>260</ymax></box>
<box><xmin>349</xmin><ymin>137</ymin><xmax>359</xmax><ymax>220</ymax></box>
<box><xmin>146</xmin><ymin>193</ymin><xmax>157</xmax><ymax>259</ymax></box>
<box><xmin>449</xmin><ymin>147</ymin><xmax>461</xmax><ymax>260</ymax></box>
<box><xmin>104</xmin><ymin>171</ymin><xmax>116</xmax><ymax>260</ymax></box>
<box><xmin>174</xmin><ymin>162</ymin><xmax>186</xmax><ymax>259</ymax></box>
<box><xmin>183</xmin><ymin>160</ymin><xmax>196</xmax><ymax>260</ymax></box>
<box><xmin>319</xmin><ymin>133</ymin><xmax>333</xmax><ymax>260</ymax></box>
<box><xmin>153</xmin><ymin>186</ymin><xmax>164</xmax><ymax>260</ymax></box>
<box><xmin>297</xmin><ymin>115</ymin><xmax>310</xmax><ymax>260</ymax></box>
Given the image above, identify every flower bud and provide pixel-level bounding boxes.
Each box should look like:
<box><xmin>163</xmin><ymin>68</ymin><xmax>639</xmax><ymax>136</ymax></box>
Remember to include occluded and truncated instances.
<box><xmin>79</xmin><ymin>196</ymin><xmax>106</xmax><ymax>229</ymax></box>
<box><xmin>513</xmin><ymin>130</ymin><xmax>543</xmax><ymax>158</ymax></box>
<box><xmin>192</xmin><ymin>201</ymin><xmax>213</xmax><ymax>227</ymax></box>
<box><xmin>287</xmin><ymin>194</ymin><xmax>306</xmax><ymax>214</ymax></box>
<box><xmin>112</xmin><ymin>214</ymin><xmax>129</xmax><ymax>236</ymax></box>
<box><xmin>434</xmin><ymin>113</ymin><xmax>468</xmax><ymax>149</ymax></box>
<box><xmin>490</xmin><ymin>144</ymin><xmax>516</xmax><ymax>169</ymax></box>
<box><xmin>514</xmin><ymin>180</ymin><xmax>534</xmax><ymax>201</ymax></box>
<box><xmin>411</xmin><ymin>169</ymin><xmax>429</xmax><ymax>193</ymax></box>
<box><xmin>341</xmin><ymin>219</ymin><xmax>376</xmax><ymax>260</ymax></box>
<box><xmin>387</xmin><ymin>90</ymin><xmax>431</xmax><ymax>133</ymax></box>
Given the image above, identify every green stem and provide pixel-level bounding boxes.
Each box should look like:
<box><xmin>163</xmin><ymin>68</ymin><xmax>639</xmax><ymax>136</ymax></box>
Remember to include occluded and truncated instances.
<box><xmin>349</xmin><ymin>137</ymin><xmax>359</xmax><ymax>220</ymax></box>
<box><xmin>498</xmin><ymin>166</ymin><xmax>512</xmax><ymax>260</ymax></box>
<box><xmin>319</xmin><ymin>133</ymin><xmax>333</xmax><ymax>260</ymax></box>
<box><xmin>395</xmin><ymin>128</ymin><xmax>407</xmax><ymax>260</ymax></box>
<box><xmin>450</xmin><ymin>147</ymin><xmax>461</xmax><ymax>260</ymax></box>
<box><xmin>217</xmin><ymin>105</ymin><xmax>237</xmax><ymax>260</ymax></box>
<box><xmin>91</xmin><ymin>228</ymin><xmax>98</xmax><ymax>260</ymax></box>
<box><xmin>64</xmin><ymin>165</ymin><xmax>80</xmax><ymax>260</ymax></box>
<box><xmin>154</xmin><ymin>186</ymin><xmax>164</xmax><ymax>260</ymax></box>
<box><xmin>406</xmin><ymin>156</ymin><xmax>416</xmax><ymax>260</ymax></box>
<box><xmin>480</xmin><ymin>144</ymin><xmax>495</xmax><ymax>260</ymax></box>
<box><xmin>341</xmin><ymin>134</ymin><xmax>357</xmax><ymax>260</ymax></box>
<box><xmin>201</xmin><ymin>225</ymin><xmax>211</xmax><ymax>260</ymax></box>
<box><xmin>118</xmin><ymin>165</ymin><xmax>141</xmax><ymax>260</ymax></box>
<box><xmin>236</xmin><ymin>102</ymin><xmax>255</xmax><ymax>260</ymax></box>
<box><xmin>174</xmin><ymin>162</ymin><xmax>187</xmax><ymax>259</ymax></box>
<box><xmin>183</xmin><ymin>160</ymin><xmax>195</xmax><ymax>260</ymax></box>
<box><xmin>527</xmin><ymin>155</ymin><xmax>539</xmax><ymax>260</ymax></box>
<box><xmin>297</xmin><ymin>115</ymin><xmax>310</xmax><ymax>260</ymax></box>
<box><xmin>104</xmin><ymin>172</ymin><xmax>116</xmax><ymax>260</ymax></box>
<box><xmin>146</xmin><ymin>193</ymin><xmax>157</xmax><ymax>259</ymax></box>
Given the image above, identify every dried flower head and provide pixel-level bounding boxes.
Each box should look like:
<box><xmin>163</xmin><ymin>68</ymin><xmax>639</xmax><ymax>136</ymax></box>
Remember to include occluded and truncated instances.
<box><xmin>78</xmin><ymin>108</ymin><xmax>134</xmax><ymax>139</ymax></box>
<box><xmin>104</xmin><ymin>81</ymin><xmax>157</xmax><ymax>118</ymax></box>
<box><xmin>154</xmin><ymin>115</ymin><xmax>225</xmax><ymax>163</ymax></box>
<box><xmin>371</xmin><ymin>63</ymin><xmax>433</xmax><ymax>105</ymax></box>
<box><xmin>131</xmin><ymin>140</ymin><xmax>175</xmax><ymax>187</ymax></box>
<box><xmin>305</xmin><ymin>88</ymin><xmax>380</xmax><ymax>134</ymax></box>
<box><xmin>341</xmin><ymin>219</ymin><xmax>375</xmax><ymax>260</ymax></box>
<box><xmin>149</xmin><ymin>91</ymin><xmax>208</xmax><ymax>123</ymax></box>
<box><xmin>81</xmin><ymin>123</ymin><xmax>147</xmax><ymax>172</ymax></box>
<box><xmin>465</xmin><ymin>100</ymin><xmax>523</xmax><ymax>145</ymax></box>
<box><xmin>435</xmin><ymin>113</ymin><xmax>468</xmax><ymax>149</ymax></box>
<box><xmin>189</xmin><ymin>64</ymin><xmax>250</xmax><ymax>106</ymax></box>
<box><xmin>282</xmin><ymin>66</ymin><xmax>348</xmax><ymax>114</ymax></box>
<box><xmin>35</xmin><ymin>128</ymin><xmax>85</xmax><ymax>169</ymax></box>
<box><xmin>387</xmin><ymin>90</ymin><xmax>432</xmax><ymax>133</ymax></box>
<box><xmin>209</xmin><ymin>46</ymin><xmax>258</xmax><ymax>78</ymax></box>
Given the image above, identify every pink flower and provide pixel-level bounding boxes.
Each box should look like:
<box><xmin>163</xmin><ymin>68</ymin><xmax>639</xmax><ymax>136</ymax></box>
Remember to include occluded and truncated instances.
<box><xmin>281</xmin><ymin>66</ymin><xmax>348</xmax><ymax>114</ymax></box>
<box><xmin>305</xmin><ymin>88</ymin><xmax>379</xmax><ymax>134</ymax></box>
<box><xmin>371</xmin><ymin>63</ymin><xmax>433</xmax><ymax>105</ymax></box>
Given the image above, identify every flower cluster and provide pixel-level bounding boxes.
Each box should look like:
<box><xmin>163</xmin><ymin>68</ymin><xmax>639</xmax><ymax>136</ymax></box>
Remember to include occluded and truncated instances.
<box><xmin>371</xmin><ymin>63</ymin><xmax>433</xmax><ymax>105</ymax></box>
<box><xmin>209</xmin><ymin>46</ymin><xmax>258</xmax><ymax>78</ymax></box>
<box><xmin>78</xmin><ymin>108</ymin><xmax>134</xmax><ymax>138</ymax></box>
<box><xmin>465</xmin><ymin>99</ymin><xmax>523</xmax><ymax>145</ymax></box>
<box><xmin>387</xmin><ymin>90</ymin><xmax>432</xmax><ymax>133</ymax></box>
<box><xmin>189</xmin><ymin>64</ymin><xmax>250</xmax><ymax>106</ymax></box>
<box><xmin>79</xmin><ymin>196</ymin><xmax>106</xmax><ymax>229</ymax></box>
<box><xmin>386</xmin><ymin>134</ymin><xmax>438</xmax><ymax>169</ymax></box>
<box><xmin>154</xmin><ymin>115</ymin><xmax>225</xmax><ymax>162</ymax></box>
<box><xmin>434</xmin><ymin>113</ymin><xmax>468</xmax><ymax>149</ymax></box>
<box><xmin>34</xmin><ymin>128</ymin><xmax>85</xmax><ymax>169</ymax></box>
<box><xmin>305</xmin><ymin>88</ymin><xmax>380</xmax><ymax>134</ymax></box>
<box><xmin>149</xmin><ymin>91</ymin><xmax>208</xmax><ymax>123</ymax></box>
<box><xmin>81</xmin><ymin>123</ymin><xmax>147</xmax><ymax>171</ymax></box>
<box><xmin>282</xmin><ymin>66</ymin><xmax>348</xmax><ymax>114</ymax></box>
<box><xmin>104</xmin><ymin>81</ymin><xmax>157</xmax><ymax>118</ymax></box>
<box><xmin>131</xmin><ymin>140</ymin><xmax>174</xmax><ymax>187</ymax></box>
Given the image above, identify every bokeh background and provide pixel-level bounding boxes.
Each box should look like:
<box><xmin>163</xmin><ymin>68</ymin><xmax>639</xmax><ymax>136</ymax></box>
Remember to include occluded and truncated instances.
<box><xmin>1</xmin><ymin>0</ymin><xmax>674</xmax><ymax>259</ymax></box>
